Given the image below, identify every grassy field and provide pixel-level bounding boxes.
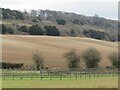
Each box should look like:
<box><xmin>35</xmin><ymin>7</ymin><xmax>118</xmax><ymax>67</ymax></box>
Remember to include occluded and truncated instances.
<box><xmin>2</xmin><ymin>35</ymin><xmax>118</xmax><ymax>68</ymax></box>
<box><xmin>2</xmin><ymin>77</ymin><xmax>118</xmax><ymax>88</ymax></box>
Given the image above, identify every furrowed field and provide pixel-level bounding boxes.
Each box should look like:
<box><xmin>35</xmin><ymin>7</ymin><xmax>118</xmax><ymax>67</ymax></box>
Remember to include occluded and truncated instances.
<box><xmin>1</xmin><ymin>35</ymin><xmax>118</xmax><ymax>68</ymax></box>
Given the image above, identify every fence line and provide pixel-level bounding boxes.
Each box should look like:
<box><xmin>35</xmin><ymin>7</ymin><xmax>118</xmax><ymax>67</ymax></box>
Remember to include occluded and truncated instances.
<box><xmin>2</xmin><ymin>68</ymin><xmax>119</xmax><ymax>80</ymax></box>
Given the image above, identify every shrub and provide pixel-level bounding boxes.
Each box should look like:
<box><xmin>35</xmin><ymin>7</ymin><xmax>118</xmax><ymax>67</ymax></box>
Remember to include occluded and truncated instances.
<box><xmin>1</xmin><ymin>62</ymin><xmax>23</xmax><ymax>69</ymax></box>
<box><xmin>19</xmin><ymin>26</ymin><xmax>28</xmax><ymax>33</ymax></box>
<box><xmin>56</xmin><ymin>19</ymin><xmax>66</xmax><ymax>25</ymax></box>
<box><xmin>1</xmin><ymin>24</ymin><xmax>7</xmax><ymax>34</ymax></box>
<box><xmin>108</xmin><ymin>52</ymin><xmax>120</xmax><ymax>68</ymax></box>
<box><xmin>64</xmin><ymin>50</ymin><xmax>80</xmax><ymax>70</ymax></box>
<box><xmin>82</xmin><ymin>48</ymin><xmax>101</xmax><ymax>68</ymax></box>
<box><xmin>7</xmin><ymin>27</ymin><xmax>14</xmax><ymax>34</ymax></box>
<box><xmin>32</xmin><ymin>52</ymin><xmax>44</xmax><ymax>70</ymax></box>
<box><xmin>29</xmin><ymin>25</ymin><xmax>44</xmax><ymax>35</ymax></box>
<box><xmin>44</xmin><ymin>26</ymin><xmax>60</xmax><ymax>36</ymax></box>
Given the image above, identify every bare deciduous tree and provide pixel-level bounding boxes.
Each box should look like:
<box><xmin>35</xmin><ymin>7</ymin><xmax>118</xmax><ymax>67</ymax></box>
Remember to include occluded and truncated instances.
<box><xmin>32</xmin><ymin>52</ymin><xmax>44</xmax><ymax>70</ymax></box>
<box><xmin>108</xmin><ymin>52</ymin><xmax>120</xmax><ymax>68</ymax></box>
<box><xmin>82</xmin><ymin>48</ymin><xmax>101</xmax><ymax>68</ymax></box>
<box><xmin>64</xmin><ymin>50</ymin><xmax>80</xmax><ymax>70</ymax></box>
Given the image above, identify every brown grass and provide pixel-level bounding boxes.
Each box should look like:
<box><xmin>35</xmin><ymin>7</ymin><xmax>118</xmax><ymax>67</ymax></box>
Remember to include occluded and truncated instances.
<box><xmin>1</xmin><ymin>35</ymin><xmax>118</xmax><ymax>68</ymax></box>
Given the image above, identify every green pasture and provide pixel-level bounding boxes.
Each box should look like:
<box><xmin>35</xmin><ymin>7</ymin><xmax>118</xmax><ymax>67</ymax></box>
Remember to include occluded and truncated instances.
<box><xmin>1</xmin><ymin>74</ymin><xmax>118</xmax><ymax>80</ymax></box>
<box><xmin>1</xmin><ymin>70</ymin><xmax>119</xmax><ymax>88</ymax></box>
<box><xmin>2</xmin><ymin>76</ymin><xmax>118</xmax><ymax>88</ymax></box>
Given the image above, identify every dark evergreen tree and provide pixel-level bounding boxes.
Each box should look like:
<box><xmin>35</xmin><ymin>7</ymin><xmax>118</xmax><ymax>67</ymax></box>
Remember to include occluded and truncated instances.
<box><xmin>44</xmin><ymin>26</ymin><xmax>60</xmax><ymax>36</ymax></box>
<box><xmin>29</xmin><ymin>25</ymin><xmax>44</xmax><ymax>35</ymax></box>
<box><xmin>7</xmin><ymin>27</ymin><xmax>14</xmax><ymax>34</ymax></box>
<box><xmin>2</xmin><ymin>24</ymin><xmax>7</xmax><ymax>34</ymax></box>
<box><xmin>83</xmin><ymin>29</ymin><xmax>107</xmax><ymax>40</ymax></box>
<box><xmin>19</xmin><ymin>26</ymin><xmax>28</xmax><ymax>33</ymax></box>
<box><xmin>56</xmin><ymin>19</ymin><xmax>66</xmax><ymax>25</ymax></box>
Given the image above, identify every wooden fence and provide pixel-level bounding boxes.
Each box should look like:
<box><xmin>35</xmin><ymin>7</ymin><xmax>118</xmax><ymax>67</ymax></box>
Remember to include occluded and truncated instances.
<box><xmin>1</xmin><ymin>68</ymin><xmax>119</xmax><ymax>80</ymax></box>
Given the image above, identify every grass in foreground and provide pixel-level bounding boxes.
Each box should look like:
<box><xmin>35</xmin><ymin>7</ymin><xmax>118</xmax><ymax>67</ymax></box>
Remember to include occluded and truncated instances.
<box><xmin>2</xmin><ymin>77</ymin><xmax>118</xmax><ymax>88</ymax></box>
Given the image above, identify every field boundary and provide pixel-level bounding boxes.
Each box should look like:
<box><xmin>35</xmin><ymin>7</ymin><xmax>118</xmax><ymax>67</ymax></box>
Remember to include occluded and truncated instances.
<box><xmin>2</xmin><ymin>68</ymin><xmax>119</xmax><ymax>80</ymax></box>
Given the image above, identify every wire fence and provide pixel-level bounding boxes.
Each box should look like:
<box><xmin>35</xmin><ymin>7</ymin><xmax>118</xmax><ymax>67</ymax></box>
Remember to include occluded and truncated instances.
<box><xmin>1</xmin><ymin>68</ymin><xmax>119</xmax><ymax>80</ymax></box>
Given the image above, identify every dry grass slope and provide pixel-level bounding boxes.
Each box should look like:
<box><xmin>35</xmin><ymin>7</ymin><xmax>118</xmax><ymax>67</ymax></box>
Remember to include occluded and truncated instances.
<box><xmin>1</xmin><ymin>35</ymin><xmax>118</xmax><ymax>68</ymax></box>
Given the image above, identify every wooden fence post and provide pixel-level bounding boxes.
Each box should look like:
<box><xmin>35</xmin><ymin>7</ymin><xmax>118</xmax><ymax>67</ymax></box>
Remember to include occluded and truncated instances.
<box><xmin>40</xmin><ymin>70</ymin><xmax>43</xmax><ymax>80</ymax></box>
<box><xmin>4</xmin><ymin>76</ymin><xmax>5</xmax><ymax>80</ymax></box>
<box><xmin>31</xmin><ymin>75</ymin><xmax>33</xmax><ymax>80</ymax></box>
<box><xmin>50</xmin><ymin>73</ymin><xmax>52</xmax><ymax>80</ymax></box>
<box><xmin>60</xmin><ymin>73</ymin><xmax>62</xmax><ymax>80</ymax></box>
<box><xmin>13</xmin><ymin>75</ymin><xmax>14</xmax><ymax>80</ymax></box>
<box><xmin>80</xmin><ymin>72</ymin><xmax>81</xmax><ymax>79</ymax></box>
<box><xmin>97</xmin><ymin>72</ymin><xmax>98</xmax><ymax>78</ymax></box>
<box><xmin>101</xmin><ymin>72</ymin><xmax>102</xmax><ymax>78</ymax></box>
<box><xmin>20</xmin><ymin>75</ymin><xmax>22</xmax><ymax>80</ymax></box>
<box><xmin>85</xmin><ymin>73</ymin><xmax>86</xmax><ymax>79</ymax></box>
<box><xmin>75</xmin><ymin>73</ymin><xmax>77</xmax><ymax>80</ymax></box>
<box><xmin>70</xmin><ymin>73</ymin><xmax>71</xmax><ymax>80</ymax></box>
<box><xmin>105</xmin><ymin>72</ymin><xmax>108</xmax><ymax>77</ymax></box>
<box><xmin>89</xmin><ymin>72</ymin><xmax>90</xmax><ymax>78</ymax></box>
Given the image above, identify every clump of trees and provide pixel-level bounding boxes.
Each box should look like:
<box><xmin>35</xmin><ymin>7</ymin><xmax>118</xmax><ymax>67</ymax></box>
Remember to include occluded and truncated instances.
<box><xmin>70</xmin><ymin>29</ymin><xmax>76</xmax><ymax>37</ymax></box>
<box><xmin>82</xmin><ymin>48</ymin><xmax>101</xmax><ymax>68</ymax></box>
<box><xmin>1</xmin><ymin>24</ymin><xmax>61</xmax><ymax>36</ymax></box>
<box><xmin>64</xmin><ymin>50</ymin><xmax>80</xmax><ymax>70</ymax></box>
<box><xmin>2</xmin><ymin>8</ymin><xmax>25</xmax><ymax>20</ymax></box>
<box><xmin>32</xmin><ymin>52</ymin><xmax>44</xmax><ymax>70</ymax></box>
<box><xmin>1</xmin><ymin>24</ymin><xmax>14</xmax><ymax>34</ymax></box>
<box><xmin>19</xmin><ymin>26</ymin><xmax>28</xmax><ymax>33</ymax></box>
<box><xmin>1</xmin><ymin>24</ymin><xmax>7</xmax><ymax>34</ymax></box>
<box><xmin>56</xmin><ymin>19</ymin><xmax>66</xmax><ymax>25</ymax></box>
<box><xmin>64</xmin><ymin>48</ymin><xmax>120</xmax><ymax>69</ymax></box>
<box><xmin>44</xmin><ymin>26</ymin><xmax>60</xmax><ymax>36</ymax></box>
<box><xmin>7</xmin><ymin>27</ymin><xmax>14</xmax><ymax>34</ymax></box>
<box><xmin>73</xmin><ymin>19</ymin><xmax>84</xmax><ymax>25</ymax></box>
<box><xmin>64</xmin><ymin>48</ymin><xmax>101</xmax><ymax>69</ymax></box>
<box><xmin>108</xmin><ymin>52</ymin><xmax>120</xmax><ymax>68</ymax></box>
<box><xmin>1</xmin><ymin>62</ymin><xmax>23</xmax><ymax>70</ymax></box>
<box><xmin>29</xmin><ymin>25</ymin><xmax>45</xmax><ymax>35</ymax></box>
<box><xmin>83</xmin><ymin>29</ymin><xmax>107</xmax><ymax>40</ymax></box>
<box><xmin>20</xmin><ymin>25</ymin><xmax>60</xmax><ymax>36</ymax></box>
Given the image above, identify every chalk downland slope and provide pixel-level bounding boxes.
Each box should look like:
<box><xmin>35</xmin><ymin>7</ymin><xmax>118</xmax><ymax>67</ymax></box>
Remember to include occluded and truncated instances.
<box><xmin>2</xmin><ymin>35</ymin><xmax>118</xmax><ymax>68</ymax></box>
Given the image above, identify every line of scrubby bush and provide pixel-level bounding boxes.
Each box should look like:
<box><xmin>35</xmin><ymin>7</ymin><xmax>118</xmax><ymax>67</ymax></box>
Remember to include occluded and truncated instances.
<box><xmin>0</xmin><ymin>62</ymin><xmax>23</xmax><ymax>69</ymax></box>
<box><xmin>1</xmin><ymin>23</ymin><xmax>118</xmax><ymax>42</ymax></box>
<box><xmin>32</xmin><ymin>48</ymin><xmax>120</xmax><ymax>71</ymax></box>
<box><xmin>1</xmin><ymin>47</ymin><xmax>119</xmax><ymax>70</ymax></box>
<box><xmin>64</xmin><ymin>48</ymin><xmax>120</xmax><ymax>70</ymax></box>
<box><xmin>83</xmin><ymin>29</ymin><xmax>116</xmax><ymax>41</ymax></box>
<box><xmin>1</xmin><ymin>24</ymin><xmax>60</xmax><ymax>36</ymax></box>
<box><xmin>2</xmin><ymin>48</ymin><xmax>119</xmax><ymax>70</ymax></box>
<box><xmin>1</xmin><ymin>8</ymin><xmax>118</xmax><ymax>42</ymax></box>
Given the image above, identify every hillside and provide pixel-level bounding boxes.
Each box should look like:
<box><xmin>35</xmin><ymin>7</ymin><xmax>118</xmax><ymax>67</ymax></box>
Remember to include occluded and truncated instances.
<box><xmin>1</xmin><ymin>8</ymin><xmax>118</xmax><ymax>41</ymax></box>
<box><xmin>2</xmin><ymin>35</ymin><xmax>118</xmax><ymax>69</ymax></box>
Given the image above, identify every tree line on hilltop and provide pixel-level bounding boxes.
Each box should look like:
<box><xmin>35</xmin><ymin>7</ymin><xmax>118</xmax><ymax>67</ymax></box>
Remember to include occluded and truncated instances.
<box><xmin>1</xmin><ymin>24</ymin><xmax>118</xmax><ymax>41</ymax></box>
<box><xmin>1</xmin><ymin>8</ymin><xmax>119</xmax><ymax>41</ymax></box>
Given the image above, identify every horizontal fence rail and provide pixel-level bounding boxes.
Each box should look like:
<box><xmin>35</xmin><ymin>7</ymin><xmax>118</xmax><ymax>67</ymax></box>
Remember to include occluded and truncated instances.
<box><xmin>1</xmin><ymin>68</ymin><xmax>120</xmax><ymax>80</ymax></box>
